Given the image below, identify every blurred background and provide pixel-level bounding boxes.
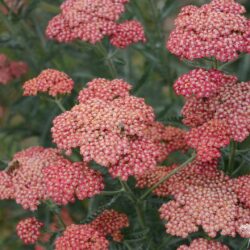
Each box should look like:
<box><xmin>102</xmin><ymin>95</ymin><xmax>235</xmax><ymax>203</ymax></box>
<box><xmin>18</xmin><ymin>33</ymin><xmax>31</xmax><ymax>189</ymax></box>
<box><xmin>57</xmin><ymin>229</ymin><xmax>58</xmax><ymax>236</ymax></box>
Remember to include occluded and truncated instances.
<box><xmin>0</xmin><ymin>0</ymin><xmax>249</xmax><ymax>249</ymax></box>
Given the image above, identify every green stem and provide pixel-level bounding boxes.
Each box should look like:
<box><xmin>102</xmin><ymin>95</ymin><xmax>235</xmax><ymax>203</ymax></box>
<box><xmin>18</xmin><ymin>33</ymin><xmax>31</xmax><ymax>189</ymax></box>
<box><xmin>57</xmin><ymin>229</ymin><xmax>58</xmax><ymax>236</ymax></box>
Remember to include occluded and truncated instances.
<box><xmin>54</xmin><ymin>98</ymin><xmax>66</xmax><ymax>112</ymax></box>
<box><xmin>139</xmin><ymin>154</ymin><xmax>196</xmax><ymax>200</ymax></box>
<box><xmin>96</xmin><ymin>43</ymin><xmax>117</xmax><ymax>78</ymax></box>
<box><xmin>212</xmin><ymin>58</ymin><xmax>219</xmax><ymax>69</ymax></box>
<box><xmin>101</xmin><ymin>189</ymin><xmax>124</xmax><ymax>196</ymax></box>
<box><xmin>54</xmin><ymin>211</ymin><xmax>66</xmax><ymax>229</ymax></box>
<box><xmin>228</xmin><ymin>141</ymin><xmax>237</xmax><ymax>175</ymax></box>
<box><xmin>119</xmin><ymin>180</ymin><xmax>146</xmax><ymax>229</ymax></box>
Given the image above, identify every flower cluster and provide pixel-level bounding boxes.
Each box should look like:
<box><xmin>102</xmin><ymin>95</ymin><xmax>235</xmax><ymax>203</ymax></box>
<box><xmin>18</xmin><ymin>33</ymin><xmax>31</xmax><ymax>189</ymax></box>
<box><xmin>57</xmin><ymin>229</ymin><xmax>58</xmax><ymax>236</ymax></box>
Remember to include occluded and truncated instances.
<box><xmin>90</xmin><ymin>209</ymin><xmax>129</xmax><ymax>242</ymax></box>
<box><xmin>46</xmin><ymin>0</ymin><xmax>146</xmax><ymax>48</ymax></box>
<box><xmin>0</xmin><ymin>54</ymin><xmax>28</xmax><ymax>84</ymax></box>
<box><xmin>233</xmin><ymin>175</ymin><xmax>250</xmax><ymax>209</ymax></box>
<box><xmin>55</xmin><ymin>209</ymin><xmax>128</xmax><ymax>249</ymax></box>
<box><xmin>174</xmin><ymin>68</ymin><xmax>238</xmax><ymax>98</ymax></box>
<box><xmin>167</xmin><ymin>0</ymin><xmax>250</xmax><ymax>61</ymax></box>
<box><xmin>52</xmin><ymin>78</ymin><xmax>167</xmax><ymax>180</ymax></box>
<box><xmin>0</xmin><ymin>146</ymin><xmax>104</xmax><ymax>210</ymax></box>
<box><xmin>110</xmin><ymin>20</ymin><xmax>146</xmax><ymax>48</ymax></box>
<box><xmin>16</xmin><ymin>217</ymin><xmax>43</xmax><ymax>245</ymax></box>
<box><xmin>177</xmin><ymin>238</ymin><xmax>229</xmax><ymax>250</ymax></box>
<box><xmin>154</xmin><ymin>163</ymin><xmax>250</xmax><ymax>238</ymax></box>
<box><xmin>43</xmin><ymin>162</ymin><xmax>104</xmax><ymax>205</ymax></box>
<box><xmin>23</xmin><ymin>69</ymin><xmax>74</xmax><ymax>96</ymax></box>
<box><xmin>55</xmin><ymin>224</ymin><xmax>109</xmax><ymax>250</ymax></box>
<box><xmin>176</xmin><ymin>69</ymin><xmax>250</xmax><ymax>162</ymax></box>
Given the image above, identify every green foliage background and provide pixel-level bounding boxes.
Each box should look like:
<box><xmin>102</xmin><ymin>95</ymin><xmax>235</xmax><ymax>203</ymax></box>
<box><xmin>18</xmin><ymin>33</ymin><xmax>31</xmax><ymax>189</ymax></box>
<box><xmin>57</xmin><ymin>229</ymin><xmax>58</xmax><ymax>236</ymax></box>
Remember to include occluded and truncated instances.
<box><xmin>0</xmin><ymin>0</ymin><xmax>249</xmax><ymax>249</ymax></box>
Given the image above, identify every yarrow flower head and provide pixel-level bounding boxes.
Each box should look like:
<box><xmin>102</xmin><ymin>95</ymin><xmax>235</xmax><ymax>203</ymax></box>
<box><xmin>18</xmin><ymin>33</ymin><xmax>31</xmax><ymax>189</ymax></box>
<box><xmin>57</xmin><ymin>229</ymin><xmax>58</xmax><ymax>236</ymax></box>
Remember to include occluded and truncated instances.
<box><xmin>46</xmin><ymin>0</ymin><xmax>145</xmax><ymax>48</ymax></box>
<box><xmin>0</xmin><ymin>53</ymin><xmax>28</xmax><ymax>84</ymax></box>
<box><xmin>55</xmin><ymin>224</ymin><xmax>109</xmax><ymax>250</ymax></box>
<box><xmin>177</xmin><ymin>238</ymin><xmax>229</xmax><ymax>250</ymax></box>
<box><xmin>157</xmin><ymin>164</ymin><xmax>250</xmax><ymax>238</ymax></box>
<box><xmin>43</xmin><ymin>162</ymin><xmax>104</xmax><ymax>205</ymax></box>
<box><xmin>8</xmin><ymin>147</ymin><xmax>69</xmax><ymax>210</ymax></box>
<box><xmin>175</xmin><ymin>69</ymin><xmax>250</xmax><ymax>162</ymax></box>
<box><xmin>52</xmin><ymin>78</ymin><xmax>167</xmax><ymax>180</ymax></box>
<box><xmin>16</xmin><ymin>217</ymin><xmax>44</xmax><ymax>245</ymax></box>
<box><xmin>90</xmin><ymin>209</ymin><xmax>129</xmax><ymax>242</ymax></box>
<box><xmin>185</xmin><ymin>119</ymin><xmax>231</xmax><ymax>162</ymax></box>
<box><xmin>174</xmin><ymin>68</ymin><xmax>238</xmax><ymax>98</ymax></box>
<box><xmin>78</xmin><ymin>78</ymin><xmax>132</xmax><ymax>103</ymax></box>
<box><xmin>0</xmin><ymin>171</ymin><xmax>14</xmax><ymax>200</ymax></box>
<box><xmin>167</xmin><ymin>0</ymin><xmax>250</xmax><ymax>62</ymax></box>
<box><xmin>110</xmin><ymin>20</ymin><xmax>146</xmax><ymax>48</ymax></box>
<box><xmin>233</xmin><ymin>175</ymin><xmax>250</xmax><ymax>209</ymax></box>
<box><xmin>23</xmin><ymin>69</ymin><xmax>74</xmax><ymax>96</ymax></box>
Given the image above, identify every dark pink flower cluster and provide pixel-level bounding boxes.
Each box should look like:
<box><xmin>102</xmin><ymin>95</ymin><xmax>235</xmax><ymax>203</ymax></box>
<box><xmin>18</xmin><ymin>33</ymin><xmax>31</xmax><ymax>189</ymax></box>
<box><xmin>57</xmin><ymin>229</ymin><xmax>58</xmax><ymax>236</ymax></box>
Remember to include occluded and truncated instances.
<box><xmin>186</xmin><ymin>119</ymin><xmax>231</xmax><ymax>162</ymax></box>
<box><xmin>0</xmin><ymin>171</ymin><xmax>14</xmax><ymax>200</ymax></box>
<box><xmin>90</xmin><ymin>209</ymin><xmax>129</xmax><ymax>242</ymax></box>
<box><xmin>23</xmin><ymin>69</ymin><xmax>74</xmax><ymax>96</ymax></box>
<box><xmin>177</xmin><ymin>238</ymin><xmax>229</xmax><ymax>250</ymax></box>
<box><xmin>55</xmin><ymin>224</ymin><xmax>109</xmax><ymax>250</ymax></box>
<box><xmin>43</xmin><ymin>162</ymin><xmax>104</xmax><ymax>205</ymax></box>
<box><xmin>46</xmin><ymin>0</ymin><xmax>145</xmax><ymax>48</ymax></box>
<box><xmin>233</xmin><ymin>175</ymin><xmax>250</xmax><ymax>209</ymax></box>
<box><xmin>0</xmin><ymin>54</ymin><xmax>28</xmax><ymax>84</ymax></box>
<box><xmin>156</xmin><ymin>164</ymin><xmax>250</xmax><ymax>238</ymax></box>
<box><xmin>52</xmin><ymin>78</ymin><xmax>167</xmax><ymax>180</ymax></box>
<box><xmin>174</xmin><ymin>68</ymin><xmax>238</xmax><ymax>98</ymax></box>
<box><xmin>16</xmin><ymin>217</ymin><xmax>43</xmax><ymax>245</ymax></box>
<box><xmin>110</xmin><ymin>20</ymin><xmax>146</xmax><ymax>48</ymax></box>
<box><xmin>55</xmin><ymin>209</ymin><xmax>128</xmax><ymax>249</ymax></box>
<box><xmin>0</xmin><ymin>146</ymin><xmax>104</xmax><ymax>210</ymax></box>
<box><xmin>167</xmin><ymin>0</ymin><xmax>250</xmax><ymax>62</ymax></box>
<box><xmin>176</xmin><ymin>69</ymin><xmax>250</xmax><ymax>161</ymax></box>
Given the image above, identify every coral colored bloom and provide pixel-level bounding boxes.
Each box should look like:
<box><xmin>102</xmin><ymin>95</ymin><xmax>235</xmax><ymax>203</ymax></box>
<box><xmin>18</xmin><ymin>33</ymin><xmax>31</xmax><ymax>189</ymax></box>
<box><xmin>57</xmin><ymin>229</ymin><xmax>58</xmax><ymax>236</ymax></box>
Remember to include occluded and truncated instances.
<box><xmin>167</xmin><ymin>0</ymin><xmax>250</xmax><ymax>62</ymax></box>
<box><xmin>46</xmin><ymin>0</ymin><xmax>129</xmax><ymax>44</ymax></box>
<box><xmin>43</xmin><ymin>162</ymin><xmax>104</xmax><ymax>204</ymax></box>
<box><xmin>23</xmin><ymin>69</ymin><xmax>74</xmax><ymax>96</ymax></box>
<box><xmin>110</xmin><ymin>20</ymin><xmax>146</xmax><ymax>48</ymax></box>
<box><xmin>177</xmin><ymin>238</ymin><xmax>229</xmax><ymax>250</ymax></box>
<box><xmin>52</xmin><ymin>78</ymin><xmax>165</xmax><ymax>180</ymax></box>
<box><xmin>55</xmin><ymin>224</ymin><xmax>109</xmax><ymax>250</ymax></box>
<box><xmin>0</xmin><ymin>54</ymin><xmax>28</xmax><ymax>84</ymax></box>
<box><xmin>233</xmin><ymin>175</ymin><xmax>250</xmax><ymax>209</ymax></box>
<box><xmin>174</xmin><ymin>68</ymin><xmax>238</xmax><ymax>98</ymax></box>
<box><xmin>90</xmin><ymin>209</ymin><xmax>129</xmax><ymax>242</ymax></box>
<box><xmin>78</xmin><ymin>78</ymin><xmax>132</xmax><ymax>103</ymax></box>
<box><xmin>0</xmin><ymin>171</ymin><xmax>14</xmax><ymax>200</ymax></box>
<box><xmin>9</xmin><ymin>147</ymin><xmax>71</xmax><ymax>210</ymax></box>
<box><xmin>158</xmin><ymin>164</ymin><xmax>250</xmax><ymax>238</ymax></box>
<box><xmin>181</xmin><ymin>77</ymin><xmax>250</xmax><ymax>142</ymax></box>
<box><xmin>16</xmin><ymin>217</ymin><xmax>43</xmax><ymax>245</ymax></box>
<box><xmin>185</xmin><ymin>119</ymin><xmax>231</xmax><ymax>162</ymax></box>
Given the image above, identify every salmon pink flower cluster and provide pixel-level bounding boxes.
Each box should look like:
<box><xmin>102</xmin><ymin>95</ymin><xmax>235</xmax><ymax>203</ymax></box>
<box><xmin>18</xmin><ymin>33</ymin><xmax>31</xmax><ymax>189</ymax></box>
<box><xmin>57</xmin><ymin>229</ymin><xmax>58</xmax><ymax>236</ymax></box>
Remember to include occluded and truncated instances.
<box><xmin>0</xmin><ymin>147</ymin><xmax>104</xmax><ymax>210</ymax></box>
<box><xmin>55</xmin><ymin>209</ymin><xmax>128</xmax><ymax>250</ymax></box>
<box><xmin>0</xmin><ymin>54</ymin><xmax>28</xmax><ymax>84</ymax></box>
<box><xmin>177</xmin><ymin>238</ymin><xmax>229</xmax><ymax>250</ymax></box>
<box><xmin>16</xmin><ymin>217</ymin><xmax>44</xmax><ymax>245</ymax></box>
<box><xmin>167</xmin><ymin>0</ymin><xmax>250</xmax><ymax>61</ymax></box>
<box><xmin>23</xmin><ymin>69</ymin><xmax>74</xmax><ymax>96</ymax></box>
<box><xmin>152</xmin><ymin>164</ymin><xmax>250</xmax><ymax>238</ymax></box>
<box><xmin>46</xmin><ymin>0</ymin><xmax>146</xmax><ymax>48</ymax></box>
<box><xmin>52</xmin><ymin>78</ymin><xmax>168</xmax><ymax>180</ymax></box>
<box><xmin>175</xmin><ymin>69</ymin><xmax>250</xmax><ymax>162</ymax></box>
